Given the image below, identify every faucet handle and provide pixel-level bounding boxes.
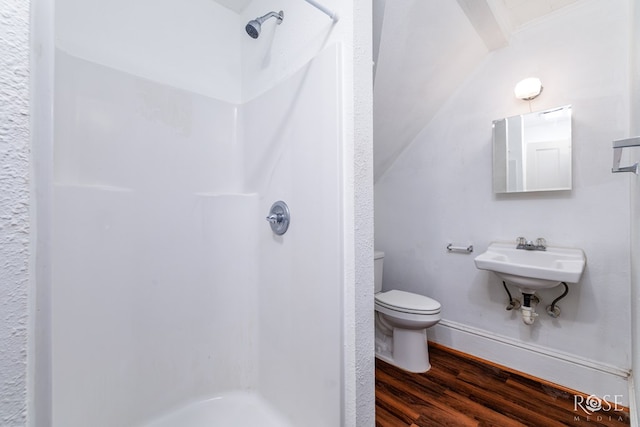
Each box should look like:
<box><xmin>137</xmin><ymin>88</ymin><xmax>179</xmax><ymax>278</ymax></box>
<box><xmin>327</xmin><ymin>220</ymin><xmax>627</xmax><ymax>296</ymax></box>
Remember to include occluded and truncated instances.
<box><xmin>516</xmin><ymin>236</ymin><xmax>526</xmax><ymax>246</ymax></box>
<box><xmin>536</xmin><ymin>237</ymin><xmax>546</xmax><ymax>249</ymax></box>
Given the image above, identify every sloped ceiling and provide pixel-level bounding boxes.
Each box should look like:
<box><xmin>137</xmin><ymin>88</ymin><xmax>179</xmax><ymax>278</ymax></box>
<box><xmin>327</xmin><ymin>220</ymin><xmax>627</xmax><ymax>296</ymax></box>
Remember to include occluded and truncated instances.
<box><xmin>373</xmin><ymin>0</ymin><xmax>489</xmax><ymax>181</ymax></box>
<box><xmin>373</xmin><ymin>0</ymin><xmax>581</xmax><ymax>181</ymax></box>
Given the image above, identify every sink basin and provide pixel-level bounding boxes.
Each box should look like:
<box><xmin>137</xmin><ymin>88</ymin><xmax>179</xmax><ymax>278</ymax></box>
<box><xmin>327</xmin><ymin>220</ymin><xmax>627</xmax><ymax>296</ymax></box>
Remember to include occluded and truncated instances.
<box><xmin>474</xmin><ymin>242</ymin><xmax>586</xmax><ymax>293</ymax></box>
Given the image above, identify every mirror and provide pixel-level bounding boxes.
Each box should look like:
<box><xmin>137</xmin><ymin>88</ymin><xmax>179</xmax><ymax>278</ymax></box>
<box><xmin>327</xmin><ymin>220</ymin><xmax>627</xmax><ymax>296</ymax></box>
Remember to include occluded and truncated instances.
<box><xmin>493</xmin><ymin>105</ymin><xmax>572</xmax><ymax>193</ymax></box>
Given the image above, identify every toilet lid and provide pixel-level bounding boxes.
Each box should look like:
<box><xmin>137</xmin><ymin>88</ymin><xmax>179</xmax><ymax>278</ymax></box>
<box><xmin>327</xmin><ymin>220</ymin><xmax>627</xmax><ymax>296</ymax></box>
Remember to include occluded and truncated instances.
<box><xmin>375</xmin><ymin>290</ymin><xmax>441</xmax><ymax>314</ymax></box>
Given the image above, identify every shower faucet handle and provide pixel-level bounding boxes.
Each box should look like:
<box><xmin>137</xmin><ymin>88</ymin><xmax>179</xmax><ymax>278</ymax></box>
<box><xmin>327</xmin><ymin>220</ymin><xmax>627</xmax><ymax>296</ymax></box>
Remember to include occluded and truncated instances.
<box><xmin>265</xmin><ymin>201</ymin><xmax>290</xmax><ymax>236</ymax></box>
<box><xmin>266</xmin><ymin>213</ymin><xmax>283</xmax><ymax>224</ymax></box>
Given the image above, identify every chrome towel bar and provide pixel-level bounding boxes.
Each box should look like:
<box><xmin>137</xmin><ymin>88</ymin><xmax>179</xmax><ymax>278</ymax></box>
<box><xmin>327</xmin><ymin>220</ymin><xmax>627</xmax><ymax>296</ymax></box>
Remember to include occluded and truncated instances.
<box><xmin>612</xmin><ymin>137</ymin><xmax>640</xmax><ymax>174</ymax></box>
<box><xmin>446</xmin><ymin>243</ymin><xmax>474</xmax><ymax>254</ymax></box>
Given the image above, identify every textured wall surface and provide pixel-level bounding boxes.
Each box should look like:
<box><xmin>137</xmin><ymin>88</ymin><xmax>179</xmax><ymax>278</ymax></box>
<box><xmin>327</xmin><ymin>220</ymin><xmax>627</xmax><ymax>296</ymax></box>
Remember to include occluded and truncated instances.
<box><xmin>0</xmin><ymin>0</ymin><xmax>30</xmax><ymax>425</ymax></box>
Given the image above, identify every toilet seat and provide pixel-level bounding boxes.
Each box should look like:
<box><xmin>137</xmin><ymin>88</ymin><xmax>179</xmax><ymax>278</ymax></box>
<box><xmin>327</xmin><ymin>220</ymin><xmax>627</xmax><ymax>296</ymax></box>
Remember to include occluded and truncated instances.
<box><xmin>375</xmin><ymin>290</ymin><xmax>441</xmax><ymax>315</ymax></box>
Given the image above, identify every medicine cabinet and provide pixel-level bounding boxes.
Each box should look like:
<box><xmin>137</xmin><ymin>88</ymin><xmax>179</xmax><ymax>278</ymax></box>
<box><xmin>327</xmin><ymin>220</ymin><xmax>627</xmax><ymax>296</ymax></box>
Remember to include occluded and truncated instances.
<box><xmin>493</xmin><ymin>105</ymin><xmax>572</xmax><ymax>193</ymax></box>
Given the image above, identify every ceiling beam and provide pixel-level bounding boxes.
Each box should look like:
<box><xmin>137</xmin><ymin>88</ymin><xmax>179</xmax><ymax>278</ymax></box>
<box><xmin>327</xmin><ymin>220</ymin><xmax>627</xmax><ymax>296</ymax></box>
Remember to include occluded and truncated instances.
<box><xmin>455</xmin><ymin>0</ymin><xmax>509</xmax><ymax>50</ymax></box>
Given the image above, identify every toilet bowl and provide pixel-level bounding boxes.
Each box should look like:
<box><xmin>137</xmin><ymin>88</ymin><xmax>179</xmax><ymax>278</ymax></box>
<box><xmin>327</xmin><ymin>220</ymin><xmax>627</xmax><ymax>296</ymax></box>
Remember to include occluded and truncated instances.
<box><xmin>374</xmin><ymin>251</ymin><xmax>441</xmax><ymax>373</ymax></box>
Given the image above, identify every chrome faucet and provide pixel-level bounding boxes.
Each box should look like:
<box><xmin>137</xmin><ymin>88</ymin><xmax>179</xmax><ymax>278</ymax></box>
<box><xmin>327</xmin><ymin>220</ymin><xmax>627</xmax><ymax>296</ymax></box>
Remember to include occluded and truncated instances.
<box><xmin>516</xmin><ymin>237</ymin><xmax>546</xmax><ymax>251</ymax></box>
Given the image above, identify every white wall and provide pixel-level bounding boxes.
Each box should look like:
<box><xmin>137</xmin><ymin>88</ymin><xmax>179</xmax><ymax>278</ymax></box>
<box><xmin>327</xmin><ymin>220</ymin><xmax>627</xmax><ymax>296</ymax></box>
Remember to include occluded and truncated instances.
<box><xmin>373</xmin><ymin>0</ymin><xmax>488</xmax><ymax>180</ymax></box>
<box><xmin>51</xmin><ymin>4</ymin><xmax>253</xmax><ymax>425</ymax></box>
<box><xmin>0</xmin><ymin>0</ymin><xmax>30</xmax><ymax>425</ymax></box>
<box><xmin>29</xmin><ymin>0</ymin><xmax>54</xmax><ymax>424</ymax></box>
<box><xmin>52</xmin><ymin>50</ymin><xmax>258</xmax><ymax>426</ymax></box>
<box><xmin>56</xmin><ymin>0</ymin><xmax>243</xmax><ymax>103</ymax></box>
<box><xmin>53</xmin><ymin>51</ymin><xmax>243</xmax><ymax>193</ymax></box>
<box><xmin>242</xmin><ymin>45</ymin><xmax>343</xmax><ymax>426</ymax></box>
<box><xmin>241</xmin><ymin>0</ymin><xmax>342</xmax><ymax>101</ymax></box>
<box><xmin>376</xmin><ymin>0</ymin><xmax>631</xmax><ymax>399</ymax></box>
<box><xmin>50</xmin><ymin>16</ymin><xmax>247</xmax><ymax>421</ymax></box>
<box><xmin>241</xmin><ymin>1</ymin><xmax>375</xmax><ymax>424</ymax></box>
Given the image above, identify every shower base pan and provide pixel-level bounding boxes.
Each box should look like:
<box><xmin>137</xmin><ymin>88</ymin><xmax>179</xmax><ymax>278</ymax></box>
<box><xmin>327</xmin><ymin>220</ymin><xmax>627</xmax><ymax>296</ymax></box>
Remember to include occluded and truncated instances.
<box><xmin>142</xmin><ymin>392</ymin><xmax>293</xmax><ymax>427</ymax></box>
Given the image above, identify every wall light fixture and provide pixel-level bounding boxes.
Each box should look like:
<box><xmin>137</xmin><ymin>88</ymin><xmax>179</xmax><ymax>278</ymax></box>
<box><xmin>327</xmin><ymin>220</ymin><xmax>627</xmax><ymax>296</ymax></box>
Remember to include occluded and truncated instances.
<box><xmin>514</xmin><ymin>77</ymin><xmax>543</xmax><ymax>101</ymax></box>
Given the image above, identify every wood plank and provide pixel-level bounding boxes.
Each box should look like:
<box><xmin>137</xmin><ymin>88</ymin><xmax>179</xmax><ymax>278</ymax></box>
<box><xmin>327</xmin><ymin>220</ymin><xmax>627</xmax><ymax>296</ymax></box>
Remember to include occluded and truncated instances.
<box><xmin>376</xmin><ymin>380</ymin><xmax>421</xmax><ymax>424</ymax></box>
<box><xmin>433</xmin><ymin>344</ymin><xmax>631</xmax><ymax>426</ymax></box>
<box><xmin>440</xmin><ymin>389</ymin><xmax>529</xmax><ymax>427</ymax></box>
<box><xmin>431</xmin><ymin>341</ymin><xmax>630</xmax><ymax>412</ymax></box>
<box><xmin>375</xmin><ymin>342</ymin><xmax>631</xmax><ymax>427</ymax></box>
<box><xmin>375</xmin><ymin>404</ymin><xmax>410</xmax><ymax>427</ymax></box>
<box><xmin>376</xmin><ymin>362</ymin><xmax>480</xmax><ymax>426</ymax></box>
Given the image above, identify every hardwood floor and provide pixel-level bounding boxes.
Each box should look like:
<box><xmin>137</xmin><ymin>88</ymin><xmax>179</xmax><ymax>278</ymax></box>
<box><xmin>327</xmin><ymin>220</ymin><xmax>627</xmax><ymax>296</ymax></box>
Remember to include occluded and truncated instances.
<box><xmin>375</xmin><ymin>343</ymin><xmax>631</xmax><ymax>427</ymax></box>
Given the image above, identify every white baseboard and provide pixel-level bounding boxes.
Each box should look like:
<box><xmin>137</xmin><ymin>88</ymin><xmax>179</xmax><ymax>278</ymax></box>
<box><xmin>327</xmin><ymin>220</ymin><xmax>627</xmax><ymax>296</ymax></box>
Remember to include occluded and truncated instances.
<box><xmin>430</xmin><ymin>319</ymin><xmax>630</xmax><ymax>406</ymax></box>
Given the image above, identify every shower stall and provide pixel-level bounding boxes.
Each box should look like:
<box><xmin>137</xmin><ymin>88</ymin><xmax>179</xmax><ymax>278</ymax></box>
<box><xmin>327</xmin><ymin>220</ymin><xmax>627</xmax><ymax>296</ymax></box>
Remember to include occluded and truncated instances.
<box><xmin>34</xmin><ymin>0</ymin><xmax>374</xmax><ymax>425</ymax></box>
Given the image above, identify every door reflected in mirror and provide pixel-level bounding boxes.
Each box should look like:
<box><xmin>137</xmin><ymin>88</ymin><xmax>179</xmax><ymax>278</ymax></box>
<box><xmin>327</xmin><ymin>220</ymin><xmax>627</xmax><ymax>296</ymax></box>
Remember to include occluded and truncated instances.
<box><xmin>493</xmin><ymin>105</ymin><xmax>572</xmax><ymax>193</ymax></box>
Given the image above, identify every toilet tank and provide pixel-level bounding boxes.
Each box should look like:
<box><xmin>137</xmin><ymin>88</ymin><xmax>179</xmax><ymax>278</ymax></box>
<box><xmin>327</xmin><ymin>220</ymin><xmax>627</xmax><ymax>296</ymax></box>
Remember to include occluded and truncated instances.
<box><xmin>374</xmin><ymin>251</ymin><xmax>385</xmax><ymax>293</ymax></box>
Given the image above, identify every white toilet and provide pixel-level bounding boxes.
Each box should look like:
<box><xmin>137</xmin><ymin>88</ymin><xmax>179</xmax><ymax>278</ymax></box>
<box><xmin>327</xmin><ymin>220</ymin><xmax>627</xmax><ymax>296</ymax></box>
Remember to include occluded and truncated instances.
<box><xmin>374</xmin><ymin>250</ymin><xmax>441</xmax><ymax>373</ymax></box>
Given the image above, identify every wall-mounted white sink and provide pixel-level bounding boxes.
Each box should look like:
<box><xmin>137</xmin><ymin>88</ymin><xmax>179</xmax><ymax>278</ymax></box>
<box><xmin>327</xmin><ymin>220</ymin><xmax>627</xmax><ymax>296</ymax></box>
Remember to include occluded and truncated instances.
<box><xmin>474</xmin><ymin>242</ymin><xmax>586</xmax><ymax>293</ymax></box>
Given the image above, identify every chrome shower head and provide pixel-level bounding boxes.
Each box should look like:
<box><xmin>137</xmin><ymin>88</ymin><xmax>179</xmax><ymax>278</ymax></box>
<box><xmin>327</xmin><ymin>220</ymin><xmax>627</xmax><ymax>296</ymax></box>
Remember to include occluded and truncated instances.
<box><xmin>245</xmin><ymin>20</ymin><xmax>261</xmax><ymax>39</ymax></box>
<box><xmin>245</xmin><ymin>10</ymin><xmax>283</xmax><ymax>39</ymax></box>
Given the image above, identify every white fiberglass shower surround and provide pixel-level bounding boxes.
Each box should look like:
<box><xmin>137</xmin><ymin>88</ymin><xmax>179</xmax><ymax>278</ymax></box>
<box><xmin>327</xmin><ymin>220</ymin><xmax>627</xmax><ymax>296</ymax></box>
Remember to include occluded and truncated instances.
<box><xmin>45</xmin><ymin>0</ymin><xmax>371</xmax><ymax>426</ymax></box>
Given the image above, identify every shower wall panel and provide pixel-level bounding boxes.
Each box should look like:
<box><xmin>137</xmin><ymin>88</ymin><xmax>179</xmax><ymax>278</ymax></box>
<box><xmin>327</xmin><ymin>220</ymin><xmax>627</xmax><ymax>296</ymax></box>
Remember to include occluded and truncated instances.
<box><xmin>52</xmin><ymin>51</ymin><xmax>259</xmax><ymax>427</ymax></box>
<box><xmin>242</xmin><ymin>45</ymin><xmax>343</xmax><ymax>427</ymax></box>
<box><xmin>56</xmin><ymin>0</ymin><xmax>242</xmax><ymax>102</ymax></box>
<box><xmin>54</xmin><ymin>51</ymin><xmax>243</xmax><ymax>193</ymax></box>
